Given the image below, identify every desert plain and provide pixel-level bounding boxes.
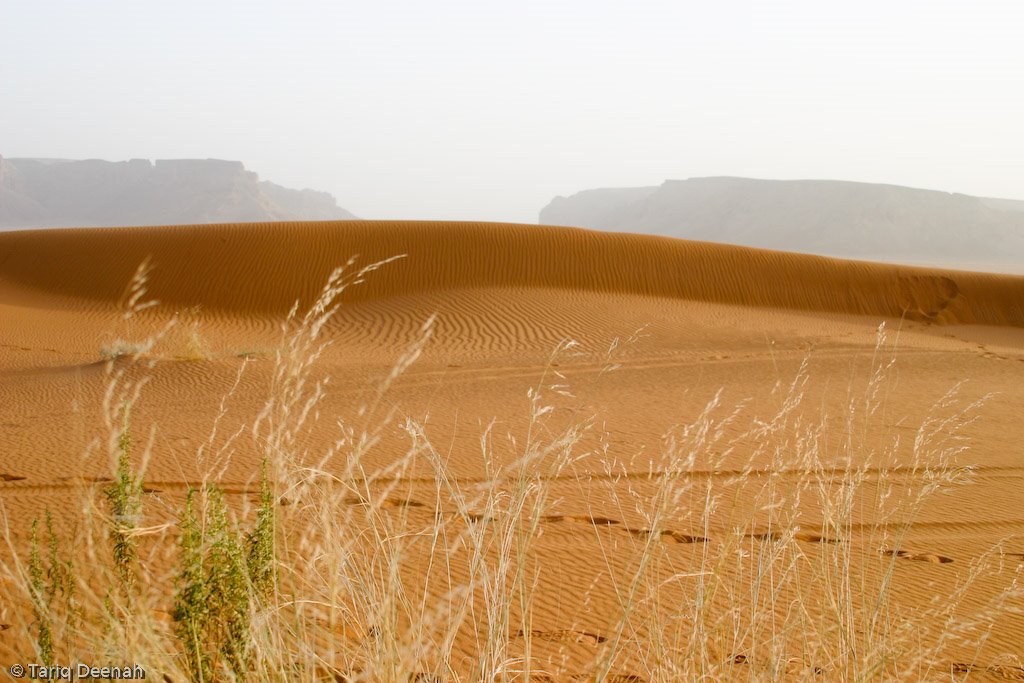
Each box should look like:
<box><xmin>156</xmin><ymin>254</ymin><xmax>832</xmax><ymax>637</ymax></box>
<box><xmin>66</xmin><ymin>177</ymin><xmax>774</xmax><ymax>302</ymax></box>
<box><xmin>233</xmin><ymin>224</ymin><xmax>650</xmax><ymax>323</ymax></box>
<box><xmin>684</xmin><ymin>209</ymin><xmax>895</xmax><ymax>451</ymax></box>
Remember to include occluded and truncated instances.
<box><xmin>0</xmin><ymin>221</ymin><xmax>1022</xmax><ymax>681</ymax></box>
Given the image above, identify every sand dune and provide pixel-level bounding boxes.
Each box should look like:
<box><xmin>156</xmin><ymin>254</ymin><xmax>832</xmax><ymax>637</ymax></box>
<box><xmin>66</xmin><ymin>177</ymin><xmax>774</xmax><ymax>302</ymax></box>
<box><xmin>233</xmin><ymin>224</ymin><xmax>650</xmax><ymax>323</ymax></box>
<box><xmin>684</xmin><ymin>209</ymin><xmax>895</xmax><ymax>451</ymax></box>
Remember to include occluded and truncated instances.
<box><xmin>1</xmin><ymin>221</ymin><xmax>1023</xmax><ymax>678</ymax></box>
<box><xmin>1</xmin><ymin>221</ymin><xmax>1022</xmax><ymax>325</ymax></box>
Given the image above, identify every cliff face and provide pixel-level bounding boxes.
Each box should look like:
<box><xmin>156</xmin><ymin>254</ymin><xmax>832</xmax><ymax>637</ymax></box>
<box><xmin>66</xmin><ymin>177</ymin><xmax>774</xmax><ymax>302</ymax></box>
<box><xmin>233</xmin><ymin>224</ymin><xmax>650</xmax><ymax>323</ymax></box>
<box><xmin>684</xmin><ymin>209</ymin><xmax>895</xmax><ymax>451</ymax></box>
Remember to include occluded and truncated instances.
<box><xmin>0</xmin><ymin>156</ymin><xmax>356</xmax><ymax>229</ymax></box>
<box><xmin>540</xmin><ymin>177</ymin><xmax>1024</xmax><ymax>270</ymax></box>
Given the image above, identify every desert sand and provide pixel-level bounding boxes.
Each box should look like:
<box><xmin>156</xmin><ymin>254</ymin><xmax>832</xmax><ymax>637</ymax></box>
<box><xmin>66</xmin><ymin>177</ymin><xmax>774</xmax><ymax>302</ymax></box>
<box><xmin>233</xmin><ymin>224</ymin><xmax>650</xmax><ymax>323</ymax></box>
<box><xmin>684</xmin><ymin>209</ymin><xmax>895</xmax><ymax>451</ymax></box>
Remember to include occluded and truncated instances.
<box><xmin>1</xmin><ymin>221</ymin><xmax>1022</xmax><ymax>680</ymax></box>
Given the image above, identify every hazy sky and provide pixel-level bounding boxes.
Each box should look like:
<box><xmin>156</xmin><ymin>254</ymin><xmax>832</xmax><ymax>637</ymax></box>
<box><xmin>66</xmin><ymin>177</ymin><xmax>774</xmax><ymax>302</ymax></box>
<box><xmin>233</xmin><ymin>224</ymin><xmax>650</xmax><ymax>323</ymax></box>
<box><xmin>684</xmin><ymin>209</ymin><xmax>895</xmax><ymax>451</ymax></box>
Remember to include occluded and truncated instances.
<box><xmin>3</xmin><ymin>1</ymin><xmax>1022</xmax><ymax>223</ymax></box>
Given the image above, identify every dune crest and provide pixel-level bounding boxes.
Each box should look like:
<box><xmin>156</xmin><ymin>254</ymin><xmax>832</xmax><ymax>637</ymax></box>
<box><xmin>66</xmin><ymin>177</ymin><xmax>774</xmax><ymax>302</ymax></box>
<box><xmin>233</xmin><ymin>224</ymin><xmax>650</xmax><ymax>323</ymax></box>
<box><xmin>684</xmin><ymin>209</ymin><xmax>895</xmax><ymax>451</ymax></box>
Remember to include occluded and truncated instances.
<box><xmin>0</xmin><ymin>221</ymin><xmax>1022</xmax><ymax>326</ymax></box>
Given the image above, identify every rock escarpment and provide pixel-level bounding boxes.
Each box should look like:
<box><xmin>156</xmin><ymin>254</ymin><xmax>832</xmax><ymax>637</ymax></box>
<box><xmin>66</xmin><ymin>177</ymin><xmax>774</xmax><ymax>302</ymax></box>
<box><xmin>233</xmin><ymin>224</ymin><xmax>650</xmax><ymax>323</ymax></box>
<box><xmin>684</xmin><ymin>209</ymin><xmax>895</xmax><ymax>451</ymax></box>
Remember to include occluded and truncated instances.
<box><xmin>540</xmin><ymin>177</ymin><xmax>1024</xmax><ymax>271</ymax></box>
<box><xmin>0</xmin><ymin>156</ymin><xmax>355</xmax><ymax>229</ymax></box>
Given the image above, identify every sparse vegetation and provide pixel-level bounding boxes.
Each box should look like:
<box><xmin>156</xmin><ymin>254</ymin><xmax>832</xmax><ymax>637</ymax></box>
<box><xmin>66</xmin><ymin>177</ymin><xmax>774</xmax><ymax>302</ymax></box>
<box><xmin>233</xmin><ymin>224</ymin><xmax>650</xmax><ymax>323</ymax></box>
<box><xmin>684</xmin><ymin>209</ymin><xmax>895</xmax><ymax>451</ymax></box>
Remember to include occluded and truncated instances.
<box><xmin>100</xmin><ymin>340</ymin><xmax>150</xmax><ymax>362</ymax></box>
<box><xmin>178</xmin><ymin>313</ymin><xmax>211</xmax><ymax>361</ymax></box>
<box><xmin>234</xmin><ymin>348</ymin><xmax>272</xmax><ymax>359</ymax></box>
<box><xmin>24</xmin><ymin>509</ymin><xmax>76</xmax><ymax>667</ymax></box>
<box><xmin>1</xmin><ymin>263</ymin><xmax>1021</xmax><ymax>682</ymax></box>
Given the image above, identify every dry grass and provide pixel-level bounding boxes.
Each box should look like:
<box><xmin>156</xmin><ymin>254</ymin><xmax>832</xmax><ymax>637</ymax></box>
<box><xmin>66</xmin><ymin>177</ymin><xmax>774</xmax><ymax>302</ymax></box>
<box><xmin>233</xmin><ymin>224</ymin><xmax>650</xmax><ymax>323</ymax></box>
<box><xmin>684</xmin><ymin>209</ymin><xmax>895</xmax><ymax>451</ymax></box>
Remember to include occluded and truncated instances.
<box><xmin>1</xmin><ymin>260</ymin><xmax>1023</xmax><ymax>682</ymax></box>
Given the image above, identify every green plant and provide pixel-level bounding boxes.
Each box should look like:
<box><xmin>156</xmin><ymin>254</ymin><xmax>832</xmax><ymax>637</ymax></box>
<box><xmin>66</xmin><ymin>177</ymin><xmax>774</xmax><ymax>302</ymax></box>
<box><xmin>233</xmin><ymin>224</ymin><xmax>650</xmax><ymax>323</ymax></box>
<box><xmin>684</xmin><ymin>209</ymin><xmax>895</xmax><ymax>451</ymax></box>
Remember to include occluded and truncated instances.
<box><xmin>173</xmin><ymin>488</ymin><xmax>212</xmax><ymax>682</ymax></box>
<box><xmin>104</xmin><ymin>405</ymin><xmax>141</xmax><ymax>593</ymax></box>
<box><xmin>172</xmin><ymin>485</ymin><xmax>255</xmax><ymax>680</ymax></box>
<box><xmin>205</xmin><ymin>485</ymin><xmax>251</xmax><ymax>678</ymax></box>
<box><xmin>246</xmin><ymin>460</ymin><xmax>276</xmax><ymax>600</ymax></box>
<box><xmin>27</xmin><ymin>518</ymin><xmax>54</xmax><ymax>665</ymax></box>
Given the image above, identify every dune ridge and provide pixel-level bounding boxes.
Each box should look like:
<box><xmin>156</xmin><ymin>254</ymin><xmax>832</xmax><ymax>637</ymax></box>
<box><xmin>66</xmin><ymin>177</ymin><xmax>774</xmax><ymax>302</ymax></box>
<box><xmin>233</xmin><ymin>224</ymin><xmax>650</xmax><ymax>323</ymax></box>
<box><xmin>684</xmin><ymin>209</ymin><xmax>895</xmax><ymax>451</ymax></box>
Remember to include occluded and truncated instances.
<box><xmin>1</xmin><ymin>220</ymin><xmax>1022</xmax><ymax>326</ymax></box>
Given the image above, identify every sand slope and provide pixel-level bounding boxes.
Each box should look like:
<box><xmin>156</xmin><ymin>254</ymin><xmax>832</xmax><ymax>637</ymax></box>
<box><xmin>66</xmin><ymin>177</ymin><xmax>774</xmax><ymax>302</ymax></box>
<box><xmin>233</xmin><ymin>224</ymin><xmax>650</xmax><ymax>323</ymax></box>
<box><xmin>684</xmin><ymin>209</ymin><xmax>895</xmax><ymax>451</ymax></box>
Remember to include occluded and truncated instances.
<box><xmin>1</xmin><ymin>221</ymin><xmax>1022</xmax><ymax>325</ymax></box>
<box><xmin>1</xmin><ymin>221</ymin><xmax>1023</xmax><ymax>677</ymax></box>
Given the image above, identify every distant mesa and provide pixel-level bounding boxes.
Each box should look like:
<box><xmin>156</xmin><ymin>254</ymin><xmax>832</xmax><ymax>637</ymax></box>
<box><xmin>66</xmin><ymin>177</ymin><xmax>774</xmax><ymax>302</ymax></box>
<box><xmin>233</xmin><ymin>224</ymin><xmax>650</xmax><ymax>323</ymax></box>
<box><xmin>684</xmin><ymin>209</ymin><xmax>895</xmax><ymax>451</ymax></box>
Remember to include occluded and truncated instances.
<box><xmin>540</xmin><ymin>177</ymin><xmax>1024</xmax><ymax>272</ymax></box>
<box><xmin>0</xmin><ymin>155</ymin><xmax>356</xmax><ymax>230</ymax></box>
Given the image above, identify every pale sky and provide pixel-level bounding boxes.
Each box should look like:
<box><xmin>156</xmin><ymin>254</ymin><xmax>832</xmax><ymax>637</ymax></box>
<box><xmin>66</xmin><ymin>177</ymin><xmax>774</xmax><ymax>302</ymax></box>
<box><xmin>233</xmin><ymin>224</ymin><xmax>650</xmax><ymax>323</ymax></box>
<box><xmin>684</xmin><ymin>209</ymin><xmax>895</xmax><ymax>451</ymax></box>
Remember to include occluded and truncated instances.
<box><xmin>2</xmin><ymin>0</ymin><xmax>1022</xmax><ymax>223</ymax></box>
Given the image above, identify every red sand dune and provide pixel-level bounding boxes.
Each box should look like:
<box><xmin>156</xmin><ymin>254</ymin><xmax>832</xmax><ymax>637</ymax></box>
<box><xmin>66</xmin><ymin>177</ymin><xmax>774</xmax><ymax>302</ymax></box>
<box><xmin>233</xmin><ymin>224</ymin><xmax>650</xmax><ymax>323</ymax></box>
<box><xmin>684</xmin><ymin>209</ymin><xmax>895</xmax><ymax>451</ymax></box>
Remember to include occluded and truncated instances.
<box><xmin>2</xmin><ymin>221</ymin><xmax>1022</xmax><ymax>324</ymax></box>
<box><xmin>1</xmin><ymin>221</ymin><xmax>1022</xmax><ymax>678</ymax></box>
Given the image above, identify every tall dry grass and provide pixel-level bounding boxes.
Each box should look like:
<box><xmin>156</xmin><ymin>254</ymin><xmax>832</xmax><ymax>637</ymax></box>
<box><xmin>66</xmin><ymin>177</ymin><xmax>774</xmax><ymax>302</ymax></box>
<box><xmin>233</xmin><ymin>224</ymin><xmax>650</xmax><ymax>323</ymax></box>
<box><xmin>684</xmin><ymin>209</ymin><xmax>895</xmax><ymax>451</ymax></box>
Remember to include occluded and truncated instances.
<box><xmin>1</xmin><ymin>260</ymin><xmax>1022</xmax><ymax>681</ymax></box>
